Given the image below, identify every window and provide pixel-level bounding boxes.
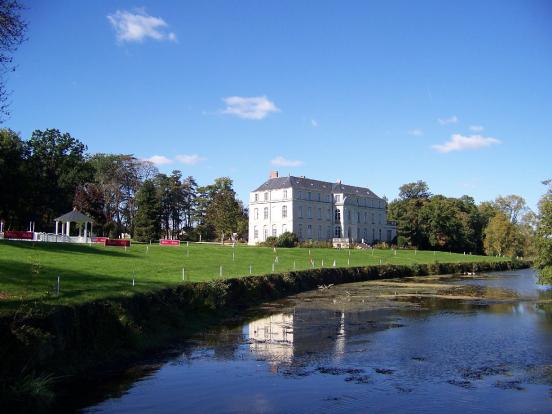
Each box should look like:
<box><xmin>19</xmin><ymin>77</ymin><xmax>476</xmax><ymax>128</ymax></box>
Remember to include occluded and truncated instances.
<box><xmin>335</xmin><ymin>209</ymin><xmax>341</xmax><ymax>222</ymax></box>
<box><xmin>282</xmin><ymin>205</ymin><xmax>287</xmax><ymax>218</ymax></box>
<box><xmin>282</xmin><ymin>224</ymin><xmax>287</xmax><ymax>233</ymax></box>
<box><xmin>272</xmin><ymin>225</ymin><xmax>277</xmax><ymax>237</ymax></box>
<box><xmin>357</xmin><ymin>228</ymin><xmax>360</xmax><ymax>240</ymax></box>
<box><xmin>334</xmin><ymin>226</ymin><xmax>341</xmax><ymax>238</ymax></box>
<box><xmin>298</xmin><ymin>191</ymin><xmax>302</xmax><ymax>200</ymax></box>
<box><xmin>334</xmin><ymin>194</ymin><xmax>341</xmax><ymax>202</ymax></box>
<box><xmin>327</xmin><ymin>208</ymin><xmax>331</xmax><ymax>220</ymax></box>
<box><xmin>263</xmin><ymin>226</ymin><xmax>268</xmax><ymax>240</ymax></box>
<box><xmin>254</xmin><ymin>208</ymin><xmax>259</xmax><ymax>219</ymax></box>
<box><xmin>299</xmin><ymin>206</ymin><xmax>303</xmax><ymax>218</ymax></box>
<box><xmin>318</xmin><ymin>207</ymin><xmax>322</xmax><ymax>219</ymax></box>
<box><xmin>318</xmin><ymin>225</ymin><xmax>322</xmax><ymax>239</ymax></box>
<box><xmin>307</xmin><ymin>206</ymin><xmax>312</xmax><ymax>218</ymax></box>
<box><xmin>387</xmin><ymin>230</ymin><xmax>392</xmax><ymax>242</ymax></box>
<box><xmin>317</xmin><ymin>193</ymin><xmax>321</xmax><ymax>202</ymax></box>
<box><xmin>379</xmin><ymin>229</ymin><xmax>382</xmax><ymax>240</ymax></box>
<box><xmin>327</xmin><ymin>227</ymin><xmax>331</xmax><ymax>238</ymax></box>
<box><xmin>307</xmin><ymin>224</ymin><xmax>312</xmax><ymax>238</ymax></box>
<box><xmin>283</xmin><ymin>190</ymin><xmax>288</xmax><ymax>199</ymax></box>
<box><xmin>299</xmin><ymin>224</ymin><xmax>303</xmax><ymax>238</ymax></box>
<box><xmin>327</xmin><ymin>194</ymin><xmax>331</xmax><ymax>202</ymax></box>
<box><xmin>264</xmin><ymin>207</ymin><xmax>269</xmax><ymax>219</ymax></box>
<box><xmin>372</xmin><ymin>213</ymin><xmax>375</xmax><ymax>224</ymax></box>
<box><xmin>379</xmin><ymin>214</ymin><xmax>382</xmax><ymax>225</ymax></box>
<box><xmin>254</xmin><ymin>193</ymin><xmax>259</xmax><ymax>202</ymax></box>
<box><xmin>372</xmin><ymin>228</ymin><xmax>375</xmax><ymax>241</ymax></box>
<box><xmin>364</xmin><ymin>212</ymin><xmax>367</xmax><ymax>223</ymax></box>
<box><xmin>364</xmin><ymin>228</ymin><xmax>368</xmax><ymax>239</ymax></box>
<box><xmin>357</xmin><ymin>212</ymin><xmax>361</xmax><ymax>223</ymax></box>
<box><xmin>264</xmin><ymin>192</ymin><xmax>269</xmax><ymax>201</ymax></box>
<box><xmin>254</xmin><ymin>226</ymin><xmax>258</xmax><ymax>239</ymax></box>
<box><xmin>308</xmin><ymin>192</ymin><xmax>312</xmax><ymax>201</ymax></box>
<box><xmin>347</xmin><ymin>210</ymin><xmax>351</xmax><ymax>223</ymax></box>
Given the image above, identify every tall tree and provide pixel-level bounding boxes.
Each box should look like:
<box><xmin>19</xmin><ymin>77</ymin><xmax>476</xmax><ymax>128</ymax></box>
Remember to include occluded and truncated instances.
<box><xmin>483</xmin><ymin>212</ymin><xmax>524</xmax><ymax>257</ymax></box>
<box><xmin>493</xmin><ymin>195</ymin><xmax>527</xmax><ymax>224</ymax></box>
<box><xmin>535</xmin><ymin>180</ymin><xmax>552</xmax><ymax>282</ymax></box>
<box><xmin>398</xmin><ymin>180</ymin><xmax>432</xmax><ymax>200</ymax></box>
<box><xmin>0</xmin><ymin>0</ymin><xmax>27</xmax><ymax>122</ymax></box>
<box><xmin>134</xmin><ymin>180</ymin><xmax>161</xmax><ymax>242</ymax></box>
<box><xmin>0</xmin><ymin>128</ymin><xmax>28</xmax><ymax>227</ymax></box>
<box><xmin>26</xmin><ymin>129</ymin><xmax>93</xmax><ymax>229</ymax></box>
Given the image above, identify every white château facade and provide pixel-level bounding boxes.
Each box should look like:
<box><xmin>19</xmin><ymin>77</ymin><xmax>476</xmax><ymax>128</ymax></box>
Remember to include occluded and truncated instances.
<box><xmin>248</xmin><ymin>172</ymin><xmax>397</xmax><ymax>245</ymax></box>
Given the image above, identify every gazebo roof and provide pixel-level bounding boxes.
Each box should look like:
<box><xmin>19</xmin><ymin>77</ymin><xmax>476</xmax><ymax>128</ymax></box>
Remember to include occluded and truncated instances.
<box><xmin>55</xmin><ymin>208</ymin><xmax>93</xmax><ymax>223</ymax></box>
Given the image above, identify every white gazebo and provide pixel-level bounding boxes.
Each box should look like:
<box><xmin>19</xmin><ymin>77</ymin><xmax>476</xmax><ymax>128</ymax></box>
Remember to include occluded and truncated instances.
<box><xmin>54</xmin><ymin>208</ymin><xmax>94</xmax><ymax>242</ymax></box>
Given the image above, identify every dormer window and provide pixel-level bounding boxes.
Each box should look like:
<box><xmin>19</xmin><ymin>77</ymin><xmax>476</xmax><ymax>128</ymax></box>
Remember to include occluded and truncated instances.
<box><xmin>264</xmin><ymin>192</ymin><xmax>269</xmax><ymax>201</ymax></box>
<box><xmin>254</xmin><ymin>193</ymin><xmax>259</xmax><ymax>202</ymax></box>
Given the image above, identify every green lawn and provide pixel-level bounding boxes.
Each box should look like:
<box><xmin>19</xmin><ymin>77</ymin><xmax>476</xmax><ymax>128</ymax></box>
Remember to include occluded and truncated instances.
<box><xmin>0</xmin><ymin>240</ymin><xmax>507</xmax><ymax>310</ymax></box>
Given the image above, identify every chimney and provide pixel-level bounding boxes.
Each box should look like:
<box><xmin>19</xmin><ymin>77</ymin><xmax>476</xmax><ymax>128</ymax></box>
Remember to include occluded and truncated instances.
<box><xmin>270</xmin><ymin>170</ymin><xmax>279</xmax><ymax>179</ymax></box>
<box><xmin>336</xmin><ymin>179</ymin><xmax>342</xmax><ymax>184</ymax></box>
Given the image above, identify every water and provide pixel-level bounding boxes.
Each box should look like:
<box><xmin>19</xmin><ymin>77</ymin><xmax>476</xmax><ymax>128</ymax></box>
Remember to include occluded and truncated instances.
<box><xmin>81</xmin><ymin>269</ymin><xmax>552</xmax><ymax>413</ymax></box>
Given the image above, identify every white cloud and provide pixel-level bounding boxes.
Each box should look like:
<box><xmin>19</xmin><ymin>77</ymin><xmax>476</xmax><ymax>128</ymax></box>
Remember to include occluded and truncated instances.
<box><xmin>408</xmin><ymin>128</ymin><xmax>423</xmax><ymax>136</ymax></box>
<box><xmin>437</xmin><ymin>115</ymin><xmax>459</xmax><ymax>125</ymax></box>
<box><xmin>146</xmin><ymin>155</ymin><xmax>173</xmax><ymax>165</ymax></box>
<box><xmin>221</xmin><ymin>96</ymin><xmax>280</xmax><ymax>120</ymax></box>
<box><xmin>107</xmin><ymin>9</ymin><xmax>177</xmax><ymax>43</ymax></box>
<box><xmin>470</xmin><ymin>125</ymin><xmax>484</xmax><ymax>132</ymax></box>
<box><xmin>311</xmin><ymin>119</ymin><xmax>318</xmax><ymax>127</ymax></box>
<box><xmin>432</xmin><ymin>134</ymin><xmax>501</xmax><ymax>153</ymax></box>
<box><xmin>175</xmin><ymin>154</ymin><xmax>206</xmax><ymax>165</ymax></box>
<box><xmin>271</xmin><ymin>156</ymin><xmax>304</xmax><ymax>167</ymax></box>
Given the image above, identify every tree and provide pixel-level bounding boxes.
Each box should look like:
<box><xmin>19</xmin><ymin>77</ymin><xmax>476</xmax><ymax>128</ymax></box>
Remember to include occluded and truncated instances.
<box><xmin>483</xmin><ymin>212</ymin><xmax>524</xmax><ymax>257</ymax></box>
<box><xmin>133</xmin><ymin>180</ymin><xmax>161</xmax><ymax>242</ymax></box>
<box><xmin>26</xmin><ymin>129</ymin><xmax>93</xmax><ymax>229</ymax></box>
<box><xmin>0</xmin><ymin>128</ymin><xmax>28</xmax><ymax>227</ymax></box>
<box><xmin>535</xmin><ymin>180</ymin><xmax>552</xmax><ymax>282</ymax></box>
<box><xmin>398</xmin><ymin>180</ymin><xmax>431</xmax><ymax>200</ymax></box>
<box><xmin>88</xmin><ymin>154</ymin><xmax>157</xmax><ymax>237</ymax></box>
<box><xmin>73</xmin><ymin>183</ymin><xmax>106</xmax><ymax>235</ymax></box>
<box><xmin>0</xmin><ymin>0</ymin><xmax>27</xmax><ymax>122</ymax></box>
<box><xmin>493</xmin><ymin>195</ymin><xmax>527</xmax><ymax>224</ymax></box>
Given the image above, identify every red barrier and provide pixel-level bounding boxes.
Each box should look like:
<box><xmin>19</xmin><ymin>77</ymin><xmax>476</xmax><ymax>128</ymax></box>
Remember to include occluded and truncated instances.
<box><xmin>4</xmin><ymin>231</ymin><xmax>34</xmax><ymax>240</ymax></box>
<box><xmin>92</xmin><ymin>237</ymin><xmax>108</xmax><ymax>243</ymax></box>
<box><xmin>105</xmin><ymin>239</ymin><xmax>131</xmax><ymax>247</ymax></box>
<box><xmin>160</xmin><ymin>239</ymin><xmax>180</xmax><ymax>246</ymax></box>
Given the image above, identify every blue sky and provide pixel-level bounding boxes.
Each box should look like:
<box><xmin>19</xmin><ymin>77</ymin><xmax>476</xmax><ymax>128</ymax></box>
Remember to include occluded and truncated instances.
<box><xmin>6</xmin><ymin>0</ymin><xmax>552</xmax><ymax>209</ymax></box>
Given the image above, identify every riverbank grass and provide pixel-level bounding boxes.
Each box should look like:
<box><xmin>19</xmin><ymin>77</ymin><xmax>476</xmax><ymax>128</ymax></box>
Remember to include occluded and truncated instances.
<box><xmin>0</xmin><ymin>241</ymin><xmax>508</xmax><ymax>311</ymax></box>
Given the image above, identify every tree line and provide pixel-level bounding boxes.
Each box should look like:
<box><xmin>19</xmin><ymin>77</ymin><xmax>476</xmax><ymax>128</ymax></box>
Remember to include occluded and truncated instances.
<box><xmin>388</xmin><ymin>180</ymin><xmax>537</xmax><ymax>257</ymax></box>
<box><xmin>0</xmin><ymin>128</ymin><xmax>247</xmax><ymax>241</ymax></box>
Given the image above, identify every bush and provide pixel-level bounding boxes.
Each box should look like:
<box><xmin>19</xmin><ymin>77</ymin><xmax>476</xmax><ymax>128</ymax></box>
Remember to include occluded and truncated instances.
<box><xmin>276</xmin><ymin>232</ymin><xmax>299</xmax><ymax>248</ymax></box>
<box><xmin>260</xmin><ymin>236</ymin><xmax>278</xmax><ymax>247</ymax></box>
<box><xmin>298</xmin><ymin>240</ymin><xmax>333</xmax><ymax>248</ymax></box>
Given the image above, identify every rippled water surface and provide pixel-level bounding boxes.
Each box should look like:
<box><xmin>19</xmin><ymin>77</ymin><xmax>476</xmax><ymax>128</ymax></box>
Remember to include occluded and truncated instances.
<box><xmin>82</xmin><ymin>269</ymin><xmax>552</xmax><ymax>413</ymax></box>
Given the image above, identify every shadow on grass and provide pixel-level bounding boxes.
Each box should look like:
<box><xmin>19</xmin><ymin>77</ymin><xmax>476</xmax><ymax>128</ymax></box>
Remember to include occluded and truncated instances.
<box><xmin>0</xmin><ymin>258</ymin><xmax>171</xmax><ymax>313</ymax></box>
<box><xmin>0</xmin><ymin>240</ymin><xmax>132</xmax><ymax>258</ymax></box>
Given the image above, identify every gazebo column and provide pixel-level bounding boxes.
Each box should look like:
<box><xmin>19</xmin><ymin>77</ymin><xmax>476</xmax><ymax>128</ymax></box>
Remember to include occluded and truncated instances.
<box><xmin>84</xmin><ymin>222</ymin><xmax>88</xmax><ymax>241</ymax></box>
<box><xmin>55</xmin><ymin>221</ymin><xmax>59</xmax><ymax>235</ymax></box>
<box><xmin>66</xmin><ymin>221</ymin><xmax>71</xmax><ymax>236</ymax></box>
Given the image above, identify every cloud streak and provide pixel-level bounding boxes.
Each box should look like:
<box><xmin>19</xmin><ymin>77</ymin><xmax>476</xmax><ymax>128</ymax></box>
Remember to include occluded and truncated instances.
<box><xmin>432</xmin><ymin>134</ymin><xmax>501</xmax><ymax>153</ymax></box>
<box><xmin>146</xmin><ymin>155</ymin><xmax>173</xmax><ymax>165</ymax></box>
<box><xmin>470</xmin><ymin>125</ymin><xmax>484</xmax><ymax>132</ymax></box>
<box><xmin>437</xmin><ymin>115</ymin><xmax>459</xmax><ymax>125</ymax></box>
<box><xmin>222</xmin><ymin>96</ymin><xmax>280</xmax><ymax>120</ymax></box>
<box><xmin>175</xmin><ymin>154</ymin><xmax>206</xmax><ymax>165</ymax></box>
<box><xmin>107</xmin><ymin>9</ymin><xmax>177</xmax><ymax>43</ymax></box>
<box><xmin>271</xmin><ymin>156</ymin><xmax>304</xmax><ymax>167</ymax></box>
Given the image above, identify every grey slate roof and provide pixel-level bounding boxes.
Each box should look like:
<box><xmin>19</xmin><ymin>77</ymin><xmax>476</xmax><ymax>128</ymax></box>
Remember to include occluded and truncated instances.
<box><xmin>254</xmin><ymin>176</ymin><xmax>382</xmax><ymax>199</ymax></box>
<box><xmin>55</xmin><ymin>209</ymin><xmax>93</xmax><ymax>223</ymax></box>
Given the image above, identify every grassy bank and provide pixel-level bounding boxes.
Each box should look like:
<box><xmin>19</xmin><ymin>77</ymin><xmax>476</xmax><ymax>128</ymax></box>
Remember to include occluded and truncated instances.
<box><xmin>0</xmin><ymin>241</ymin><xmax>509</xmax><ymax>312</ymax></box>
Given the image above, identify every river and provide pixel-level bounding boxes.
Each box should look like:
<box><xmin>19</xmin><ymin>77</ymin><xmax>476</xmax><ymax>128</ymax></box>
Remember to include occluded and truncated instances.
<box><xmin>79</xmin><ymin>268</ymin><xmax>552</xmax><ymax>413</ymax></box>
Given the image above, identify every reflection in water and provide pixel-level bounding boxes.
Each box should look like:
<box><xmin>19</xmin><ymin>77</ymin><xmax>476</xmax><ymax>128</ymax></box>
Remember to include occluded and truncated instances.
<box><xmin>81</xmin><ymin>269</ymin><xmax>552</xmax><ymax>414</ymax></box>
